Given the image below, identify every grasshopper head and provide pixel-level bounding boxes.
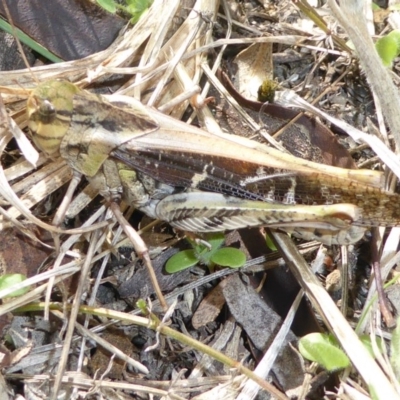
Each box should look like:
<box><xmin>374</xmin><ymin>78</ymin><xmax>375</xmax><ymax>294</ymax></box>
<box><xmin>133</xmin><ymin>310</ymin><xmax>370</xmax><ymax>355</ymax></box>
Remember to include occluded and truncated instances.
<box><xmin>27</xmin><ymin>80</ymin><xmax>80</xmax><ymax>157</ymax></box>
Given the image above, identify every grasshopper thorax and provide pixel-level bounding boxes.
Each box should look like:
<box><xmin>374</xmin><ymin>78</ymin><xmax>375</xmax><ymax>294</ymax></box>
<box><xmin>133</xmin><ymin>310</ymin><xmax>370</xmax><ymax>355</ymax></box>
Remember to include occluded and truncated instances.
<box><xmin>27</xmin><ymin>80</ymin><xmax>80</xmax><ymax>157</ymax></box>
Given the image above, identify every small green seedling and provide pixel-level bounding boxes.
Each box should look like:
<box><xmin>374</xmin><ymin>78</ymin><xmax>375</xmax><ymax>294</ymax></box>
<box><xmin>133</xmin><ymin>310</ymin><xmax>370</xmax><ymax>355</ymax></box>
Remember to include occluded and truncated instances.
<box><xmin>375</xmin><ymin>30</ymin><xmax>400</xmax><ymax>67</ymax></box>
<box><xmin>165</xmin><ymin>232</ymin><xmax>246</xmax><ymax>273</ymax></box>
<box><xmin>96</xmin><ymin>0</ymin><xmax>153</xmax><ymax>24</ymax></box>
<box><xmin>0</xmin><ymin>274</ymin><xmax>29</xmax><ymax>298</ymax></box>
<box><xmin>299</xmin><ymin>332</ymin><xmax>387</xmax><ymax>372</ymax></box>
<box><xmin>299</xmin><ymin>332</ymin><xmax>350</xmax><ymax>371</ymax></box>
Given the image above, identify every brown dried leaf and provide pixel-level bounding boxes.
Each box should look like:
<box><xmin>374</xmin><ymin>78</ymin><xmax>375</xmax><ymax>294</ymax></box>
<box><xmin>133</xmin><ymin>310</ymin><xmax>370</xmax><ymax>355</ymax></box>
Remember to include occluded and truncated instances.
<box><xmin>192</xmin><ymin>282</ymin><xmax>226</xmax><ymax>329</ymax></box>
<box><xmin>233</xmin><ymin>42</ymin><xmax>274</xmax><ymax>100</ymax></box>
<box><xmin>89</xmin><ymin>330</ymin><xmax>135</xmax><ymax>380</ymax></box>
<box><xmin>0</xmin><ymin>227</ymin><xmax>50</xmax><ymax>277</ymax></box>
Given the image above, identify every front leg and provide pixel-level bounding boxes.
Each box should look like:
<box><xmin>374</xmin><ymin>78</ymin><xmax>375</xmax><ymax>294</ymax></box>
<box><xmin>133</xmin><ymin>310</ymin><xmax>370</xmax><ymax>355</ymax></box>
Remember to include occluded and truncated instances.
<box><xmin>88</xmin><ymin>159</ymin><xmax>168</xmax><ymax>310</ymax></box>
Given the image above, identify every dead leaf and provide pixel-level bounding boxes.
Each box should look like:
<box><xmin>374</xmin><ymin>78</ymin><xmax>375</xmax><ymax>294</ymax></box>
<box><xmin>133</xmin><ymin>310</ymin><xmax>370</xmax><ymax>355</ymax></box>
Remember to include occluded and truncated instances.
<box><xmin>233</xmin><ymin>42</ymin><xmax>274</xmax><ymax>100</ymax></box>
<box><xmin>89</xmin><ymin>330</ymin><xmax>135</xmax><ymax>380</ymax></box>
<box><xmin>192</xmin><ymin>282</ymin><xmax>226</xmax><ymax>329</ymax></box>
<box><xmin>0</xmin><ymin>228</ymin><xmax>50</xmax><ymax>277</ymax></box>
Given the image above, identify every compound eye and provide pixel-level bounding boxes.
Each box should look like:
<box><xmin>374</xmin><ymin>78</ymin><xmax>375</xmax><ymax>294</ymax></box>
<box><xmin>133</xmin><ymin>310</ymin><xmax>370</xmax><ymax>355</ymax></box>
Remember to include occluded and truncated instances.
<box><xmin>38</xmin><ymin>99</ymin><xmax>56</xmax><ymax>124</ymax></box>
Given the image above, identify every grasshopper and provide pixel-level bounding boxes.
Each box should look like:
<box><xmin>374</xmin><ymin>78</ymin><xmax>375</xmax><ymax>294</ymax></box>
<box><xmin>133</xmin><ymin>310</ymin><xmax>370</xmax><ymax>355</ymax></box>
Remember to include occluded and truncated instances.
<box><xmin>26</xmin><ymin>79</ymin><xmax>400</xmax><ymax>249</ymax></box>
<box><xmin>4</xmin><ymin>7</ymin><xmax>400</xmax><ymax>400</ymax></box>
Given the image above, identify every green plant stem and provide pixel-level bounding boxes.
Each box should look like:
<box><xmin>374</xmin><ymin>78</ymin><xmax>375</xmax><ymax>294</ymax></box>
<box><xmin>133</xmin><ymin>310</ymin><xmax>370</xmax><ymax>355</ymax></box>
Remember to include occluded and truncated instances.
<box><xmin>17</xmin><ymin>302</ymin><xmax>288</xmax><ymax>400</ymax></box>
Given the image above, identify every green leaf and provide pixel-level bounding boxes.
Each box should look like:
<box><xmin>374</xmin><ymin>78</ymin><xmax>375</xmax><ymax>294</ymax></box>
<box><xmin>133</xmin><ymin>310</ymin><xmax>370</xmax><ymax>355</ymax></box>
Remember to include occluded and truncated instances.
<box><xmin>265</xmin><ymin>232</ymin><xmax>277</xmax><ymax>251</ymax></box>
<box><xmin>168</xmin><ymin>233</ymin><xmax>244</xmax><ymax>271</ymax></box>
<box><xmin>96</xmin><ymin>0</ymin><xmax>117</xmax><ymax>13</ymax></box>
<box><xmin>136</xmin><ymin>298</ymin><xmax>151</xmax><ymax>316</ymax></box>
<box><xmin>299</xmin><ymin>333</ymin><xmax>350</xmax><ymax>371</ymax></box>
<box><xmin>0</xmin><ymin>274</ymin><xmax>28</xmax><ymax>298</ymax></box>
<box><xmin>388</xmin><ymin>30</ymin><xmax>400</xmax><ymax>50</ymax></box>
<box><xmin>391</xmin><ymin>318</ymin><xmax>400</xmax><ymax>379</ymax></box>
<box><xmin>375</xmin><ymin>31</ymin><xmax>400</xmax><ymax>67</ymax></box>
<box><xmin>165</xmin><ymin>249</ymin><xmax>199</xmax><ymax>273</ymax></box>
<box><xmin>126</xmin><ymin>0</ymin><xmax>151</xmax><ymax>11</ymax></box>
<box><xmin>125</xmin><ymin>0</ymin><xmax>152</xmax><ymax>24</ymax></box>
<box><xmin>211</xmin><ymin>248</ymin><xmax>246</xmax><ymax>268</ymax></box>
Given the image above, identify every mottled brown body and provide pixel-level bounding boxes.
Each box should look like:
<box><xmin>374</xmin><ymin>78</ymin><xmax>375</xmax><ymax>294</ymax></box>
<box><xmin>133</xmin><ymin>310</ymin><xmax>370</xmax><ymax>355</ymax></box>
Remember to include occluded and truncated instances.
<box><xmin>26</xmin><ymin>80</ymin><xmax>400</xmax><ymax>245</ymax></box>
